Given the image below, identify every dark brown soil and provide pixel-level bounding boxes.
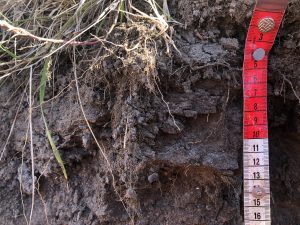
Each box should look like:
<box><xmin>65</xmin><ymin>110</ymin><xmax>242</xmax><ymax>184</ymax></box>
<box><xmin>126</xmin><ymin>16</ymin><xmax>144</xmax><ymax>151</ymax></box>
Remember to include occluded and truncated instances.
<box><xmin>0</xmin><ymin>1</ymin><xmax>300</xmax><ymax>225</ymax></box>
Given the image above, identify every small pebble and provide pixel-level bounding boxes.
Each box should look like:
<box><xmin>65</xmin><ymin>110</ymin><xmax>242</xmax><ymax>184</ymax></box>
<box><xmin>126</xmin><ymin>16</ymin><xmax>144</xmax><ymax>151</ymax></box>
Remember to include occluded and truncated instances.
<box><xmin>148</xmin><ymin>173</ymin><xmax>159</xmax><ymax>184</ymax></box>
<box><xmin>125</xmin><ymin>188</ymin><xmax>137</xmax><ymax>199</ymax></box>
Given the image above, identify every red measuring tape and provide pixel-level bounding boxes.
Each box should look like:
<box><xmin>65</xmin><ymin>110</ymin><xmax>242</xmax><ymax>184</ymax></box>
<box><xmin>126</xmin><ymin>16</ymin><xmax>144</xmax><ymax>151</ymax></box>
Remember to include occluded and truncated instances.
<box><xmin>243</xmin><ymin>0</ymin><xmax>288</xmax><ymax>224</ymax></box>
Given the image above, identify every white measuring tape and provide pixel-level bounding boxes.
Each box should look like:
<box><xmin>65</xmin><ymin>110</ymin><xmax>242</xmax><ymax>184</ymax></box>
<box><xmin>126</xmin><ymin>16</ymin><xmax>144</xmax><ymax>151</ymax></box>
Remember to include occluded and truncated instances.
<box><xmin>243</xmin><ymin>1</ymin><xmax>288</xmax><ymax>224</ymax></box>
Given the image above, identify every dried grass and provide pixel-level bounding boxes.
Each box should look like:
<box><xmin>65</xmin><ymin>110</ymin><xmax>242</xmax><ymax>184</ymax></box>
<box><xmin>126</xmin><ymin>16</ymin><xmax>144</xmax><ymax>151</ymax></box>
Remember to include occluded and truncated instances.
<box><xmin>0</xmin><ymin>0</ymin><xmax>175</xmax><ymax>78</ymax></box>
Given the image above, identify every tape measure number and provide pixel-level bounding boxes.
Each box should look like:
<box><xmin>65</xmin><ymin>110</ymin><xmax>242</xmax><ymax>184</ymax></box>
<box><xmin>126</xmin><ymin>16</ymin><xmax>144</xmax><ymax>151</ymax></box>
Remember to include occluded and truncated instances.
<box><xmin>243</xmin><ymin>1</ymin><xmax>288</xmax><ymax>224</ymax></box>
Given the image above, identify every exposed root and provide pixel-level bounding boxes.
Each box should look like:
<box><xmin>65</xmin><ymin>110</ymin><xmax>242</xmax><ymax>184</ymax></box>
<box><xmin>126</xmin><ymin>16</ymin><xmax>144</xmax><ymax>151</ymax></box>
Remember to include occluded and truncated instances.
<box><xmin>0</xmin><ymin>81</ymin><xmax>28</xmax><ymax>161</ymax></box>
<box><xmin>28</xmin><ymin>66</ymin><xmax>35</xmax><ymax>224</ymax></box>
<box><xmin>281</xmin><ymin>72</ymin><xmax>300</xmax><ymax>104</ymax></box>
<box><xmin>19</xmin><ymin>127</ymin><xmax>29</xmax><ymax>225</ymax></box>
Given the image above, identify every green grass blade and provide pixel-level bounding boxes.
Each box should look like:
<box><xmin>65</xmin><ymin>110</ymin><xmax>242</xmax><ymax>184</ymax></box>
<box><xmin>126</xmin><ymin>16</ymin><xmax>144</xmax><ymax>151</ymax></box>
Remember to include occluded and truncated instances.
<box><xmin>154</xmin><ymin>0</ymin><xmax>173</xmax><ymax>20</ymax></box>
<box><xmin>39</xmin><ymin>58</ymin><xmax>52</xmax><ymax>104</ymax></box>
<box><xmin>0</xmin><ymin>12</ymin><xmax>12</xmax><ymax>23</ymax></box>
<box><xmin>119</xmin><ymin>0</ymin><xmax>125</xmax><ymax>22</ymax></box>
<box><xmin>0</xmin><ymin>44</ymin><xmax>17</xmax><ymax>59</ymax></box>
<box><xmin>39</xmin><ymin>58</ymin><xmax>68</xmax><ymax>179</ymax></box>
<box><xmin>42</xmin><ymin>114</ymin><xmax>68</xmax><ymax>179</ymax></box>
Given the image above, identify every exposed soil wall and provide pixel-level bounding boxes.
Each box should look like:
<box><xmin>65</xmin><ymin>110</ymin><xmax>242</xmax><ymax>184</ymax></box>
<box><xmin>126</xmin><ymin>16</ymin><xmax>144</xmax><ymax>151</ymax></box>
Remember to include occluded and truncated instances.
<box><xmin>0</xmin><ymin>1</ymin><xmax>300</xmax><ymax>225</ymax></box>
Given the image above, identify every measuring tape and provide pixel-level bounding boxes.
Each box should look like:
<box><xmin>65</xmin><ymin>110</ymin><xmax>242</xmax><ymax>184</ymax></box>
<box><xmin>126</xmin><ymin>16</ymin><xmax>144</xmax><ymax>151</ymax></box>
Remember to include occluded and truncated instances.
<box><xmin>243</xmin><ymin>0</ymin><xmax>288</xmax><ymax>224</ymax></box>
